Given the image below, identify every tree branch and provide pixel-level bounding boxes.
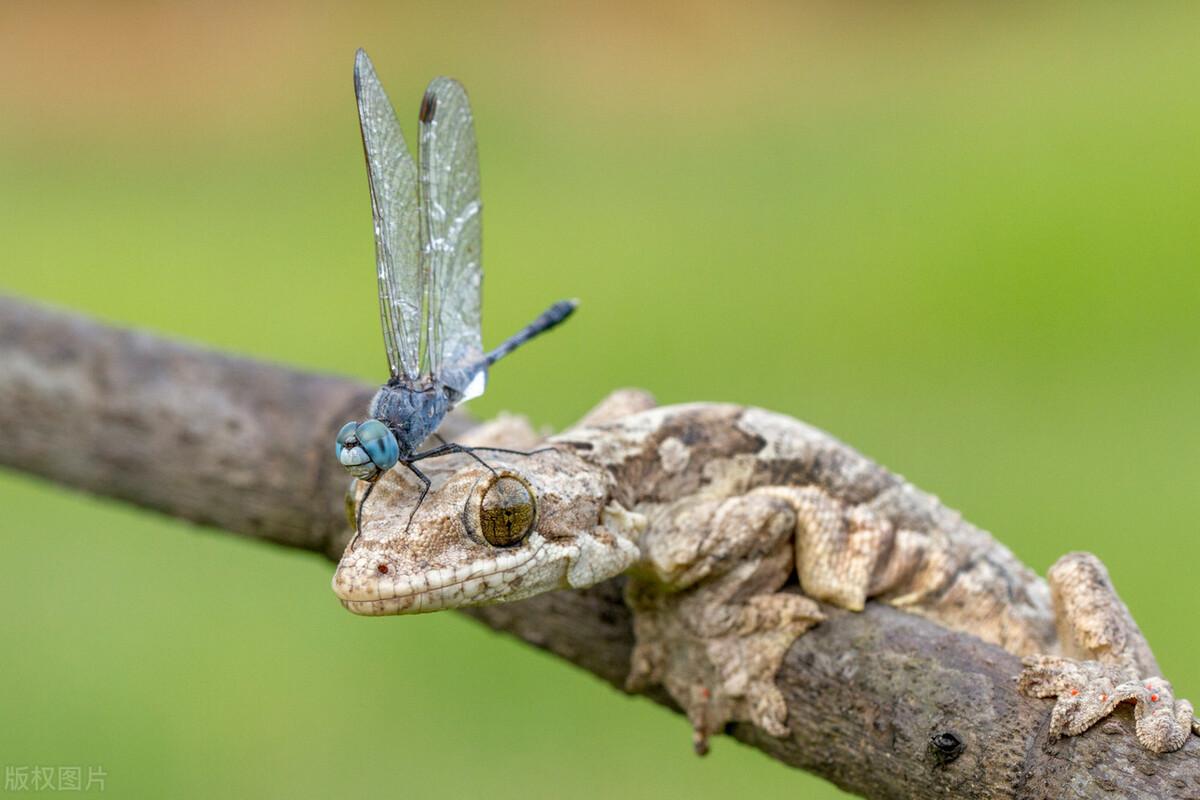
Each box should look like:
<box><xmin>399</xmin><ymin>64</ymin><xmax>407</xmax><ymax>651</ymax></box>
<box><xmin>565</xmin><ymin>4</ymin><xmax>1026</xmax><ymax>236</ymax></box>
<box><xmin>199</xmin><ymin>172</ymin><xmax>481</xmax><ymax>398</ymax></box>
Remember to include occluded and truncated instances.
<box><xmin>2</xmin><ymin>295</ymin><xmax>1196</xmax><ymax>799</ymax></box>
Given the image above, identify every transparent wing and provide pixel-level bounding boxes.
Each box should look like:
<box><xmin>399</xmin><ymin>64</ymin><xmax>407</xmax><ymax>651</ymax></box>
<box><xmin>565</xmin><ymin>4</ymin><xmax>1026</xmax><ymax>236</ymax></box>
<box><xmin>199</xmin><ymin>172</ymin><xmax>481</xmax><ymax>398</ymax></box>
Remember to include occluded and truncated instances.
<box><xmin>354</xmin><ymin>49</ymin><xmax>422</xmax><ymax>380</ymax></box>
<box><xmin>418</xmin><ymin>76</ymin><xmax>484</xmax><ymax>396</ymax></box>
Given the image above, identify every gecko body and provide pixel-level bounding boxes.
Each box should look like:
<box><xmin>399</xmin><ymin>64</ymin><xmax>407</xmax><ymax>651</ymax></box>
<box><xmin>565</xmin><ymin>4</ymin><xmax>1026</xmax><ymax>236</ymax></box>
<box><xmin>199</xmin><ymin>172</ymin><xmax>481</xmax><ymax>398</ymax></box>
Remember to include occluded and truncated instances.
<box><xmin>332</xmin><ymin>392</ymin><xmax>1198</xmax><ymax>753</ymax></box>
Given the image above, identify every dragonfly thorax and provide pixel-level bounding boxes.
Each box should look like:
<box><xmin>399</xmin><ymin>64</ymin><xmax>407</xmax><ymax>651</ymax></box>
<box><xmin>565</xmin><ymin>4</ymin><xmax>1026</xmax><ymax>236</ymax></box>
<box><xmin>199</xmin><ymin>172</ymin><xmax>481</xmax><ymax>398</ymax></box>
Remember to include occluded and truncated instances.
<box><xmin>369</xmin><ymin>381</ymin><xmax>452</xmax><ymax>457</ymax></box>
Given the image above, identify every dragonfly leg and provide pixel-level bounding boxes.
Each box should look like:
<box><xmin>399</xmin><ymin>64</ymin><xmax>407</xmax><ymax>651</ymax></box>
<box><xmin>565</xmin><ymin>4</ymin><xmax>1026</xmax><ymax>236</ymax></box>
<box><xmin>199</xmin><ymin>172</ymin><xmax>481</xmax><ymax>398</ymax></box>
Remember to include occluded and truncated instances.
<box><xmin>402</xmin><ymin>460</ymin><xmax>432</xmax><ymax>534</ymax></box>
<box><xmin>404</xmin><ymin>441</ymin><xmax>560</xmax><ymax>533</ymax></box>
<box><xmin>410</xmin><ymin>441</ymin><xmax>497</xmax><ymax>475</ymax></box>
<box><xmin>349</xmin><ymin>479</ymin><xmax>378</xmax><ymax>551</ymax></box>
<box><xmin>418</xmin><ymin>434</ymin><xmax>557</xmax><ymax>466</ymax></box>
<box><xmin>463</xmin><ymin>444</ymin><xmax>557</xmax><ymax>457</ymax></box>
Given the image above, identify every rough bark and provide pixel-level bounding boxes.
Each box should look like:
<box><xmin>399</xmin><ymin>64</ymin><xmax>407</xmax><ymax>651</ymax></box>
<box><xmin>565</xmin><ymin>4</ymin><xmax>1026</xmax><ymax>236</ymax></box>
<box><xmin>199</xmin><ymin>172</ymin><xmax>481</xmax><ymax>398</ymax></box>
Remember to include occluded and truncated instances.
<box><xmin>2</xmin><ymin>295</ymin><xmax>1197</xmax><ymax>800</ymax></box>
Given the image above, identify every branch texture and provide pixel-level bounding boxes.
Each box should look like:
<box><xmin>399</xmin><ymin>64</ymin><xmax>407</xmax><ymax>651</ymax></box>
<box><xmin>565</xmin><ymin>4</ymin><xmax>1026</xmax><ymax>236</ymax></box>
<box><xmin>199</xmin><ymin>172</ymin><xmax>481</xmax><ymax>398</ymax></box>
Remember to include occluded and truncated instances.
<box><xmin>2</xmin><ymin>295</ymin><xmax>1197</xmax><ymax>800</ymax></box>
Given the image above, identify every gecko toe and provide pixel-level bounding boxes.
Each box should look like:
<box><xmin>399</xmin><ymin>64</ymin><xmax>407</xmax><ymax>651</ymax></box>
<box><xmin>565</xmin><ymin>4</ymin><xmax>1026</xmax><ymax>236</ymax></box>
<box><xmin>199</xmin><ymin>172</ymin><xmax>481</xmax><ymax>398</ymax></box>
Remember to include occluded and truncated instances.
<box><xmin>1020</xmin><ymin>658</ymin><xmax>1198</xmax><ymax>752</ymax></box>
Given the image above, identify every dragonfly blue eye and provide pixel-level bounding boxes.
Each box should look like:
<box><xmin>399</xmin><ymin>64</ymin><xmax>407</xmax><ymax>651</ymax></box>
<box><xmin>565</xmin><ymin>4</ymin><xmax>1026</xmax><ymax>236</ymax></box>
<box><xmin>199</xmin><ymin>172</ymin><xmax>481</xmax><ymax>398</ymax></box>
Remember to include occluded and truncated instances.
<box><xmin>355</xmin><ymin>419</ymin><xmax>400</xmax><ymax>471</ymax></box>
<box><xmin>335</xmin><ymin>421</ymin><xmax>358</xmax><ymax>449</ymax></box>
<box><xmin>335</xmin><ymin>419</ymin><xmax>397</xmax><ymax>480</ymax></box>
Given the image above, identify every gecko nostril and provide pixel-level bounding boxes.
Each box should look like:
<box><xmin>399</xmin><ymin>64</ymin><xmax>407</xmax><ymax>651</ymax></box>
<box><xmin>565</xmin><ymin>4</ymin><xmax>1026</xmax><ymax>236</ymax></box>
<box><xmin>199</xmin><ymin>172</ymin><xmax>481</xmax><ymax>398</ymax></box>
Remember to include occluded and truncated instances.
<box><xmin>377</xmin><ymin>564</ymin><xmax>389</xmax><ymax>574</ymax></box>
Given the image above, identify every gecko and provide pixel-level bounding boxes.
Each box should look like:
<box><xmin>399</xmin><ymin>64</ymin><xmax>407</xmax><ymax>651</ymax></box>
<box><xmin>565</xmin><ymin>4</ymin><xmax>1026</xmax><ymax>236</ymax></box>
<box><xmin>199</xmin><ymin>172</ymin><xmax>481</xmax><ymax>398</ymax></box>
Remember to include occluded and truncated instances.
<box><xmin>332</xmin><ymin>390</ymin><xmax>1199</xmax><ymax>754</ymax></box>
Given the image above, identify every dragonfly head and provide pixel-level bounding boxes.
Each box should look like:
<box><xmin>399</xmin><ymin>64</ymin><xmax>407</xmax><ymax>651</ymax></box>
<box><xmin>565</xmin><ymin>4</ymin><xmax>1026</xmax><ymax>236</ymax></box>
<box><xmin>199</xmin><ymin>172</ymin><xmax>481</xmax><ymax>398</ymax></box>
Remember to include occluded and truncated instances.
<box><xmin>335</xmin><ymin>419</ymin><xmax>400</xmax><ymax>481</ymax></box>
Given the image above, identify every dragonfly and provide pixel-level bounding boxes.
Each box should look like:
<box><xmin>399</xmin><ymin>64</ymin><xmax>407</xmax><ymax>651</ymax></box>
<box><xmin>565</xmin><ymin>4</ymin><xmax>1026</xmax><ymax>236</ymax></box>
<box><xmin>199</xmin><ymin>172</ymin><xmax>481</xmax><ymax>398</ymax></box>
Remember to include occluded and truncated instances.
<box><xmin>335</xmin><ymin>49</ymin><xmax>576</xmax><ymax>538</ymax></box>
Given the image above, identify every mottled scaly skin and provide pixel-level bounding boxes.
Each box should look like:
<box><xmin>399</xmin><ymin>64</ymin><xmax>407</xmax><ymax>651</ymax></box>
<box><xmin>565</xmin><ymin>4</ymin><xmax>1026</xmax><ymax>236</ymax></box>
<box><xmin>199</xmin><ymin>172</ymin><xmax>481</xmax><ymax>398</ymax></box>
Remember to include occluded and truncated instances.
<box><xmin>332</xmin><ymin>391</ymin><xmax>1198</xmax><ymax>753</ymax></box>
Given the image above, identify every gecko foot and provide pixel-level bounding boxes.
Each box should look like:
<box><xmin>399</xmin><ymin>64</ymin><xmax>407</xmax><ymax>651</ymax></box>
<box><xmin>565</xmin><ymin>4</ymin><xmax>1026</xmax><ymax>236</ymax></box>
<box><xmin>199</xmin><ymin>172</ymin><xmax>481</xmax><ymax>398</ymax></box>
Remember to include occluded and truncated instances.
<box><xmin>1019</xmin><ymin>655</ymin><xmax>1198</xmax><ymax>753</ymax></box>
<box><xmin>627</xmin><ymin>580</ymin><xmax>822</xmax><ymax>752</ymax></box>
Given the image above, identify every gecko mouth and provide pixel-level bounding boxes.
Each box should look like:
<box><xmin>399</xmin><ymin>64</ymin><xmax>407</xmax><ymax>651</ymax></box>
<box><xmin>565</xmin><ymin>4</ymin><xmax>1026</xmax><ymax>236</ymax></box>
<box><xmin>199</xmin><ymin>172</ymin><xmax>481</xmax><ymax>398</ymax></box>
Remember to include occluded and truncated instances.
<box><xmin>332</xmin><ymin>537</ymin><xmax>548</xmax><ymax>616</ymax></box>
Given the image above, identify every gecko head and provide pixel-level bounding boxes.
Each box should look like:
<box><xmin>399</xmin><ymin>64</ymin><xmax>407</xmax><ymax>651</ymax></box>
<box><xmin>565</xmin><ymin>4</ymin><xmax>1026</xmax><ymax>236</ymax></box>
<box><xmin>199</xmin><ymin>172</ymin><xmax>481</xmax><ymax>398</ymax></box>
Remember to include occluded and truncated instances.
<box><xmin>331</xmin><ymin>447</ymin><xmax>643</xmax><ymax>615</ymax></box>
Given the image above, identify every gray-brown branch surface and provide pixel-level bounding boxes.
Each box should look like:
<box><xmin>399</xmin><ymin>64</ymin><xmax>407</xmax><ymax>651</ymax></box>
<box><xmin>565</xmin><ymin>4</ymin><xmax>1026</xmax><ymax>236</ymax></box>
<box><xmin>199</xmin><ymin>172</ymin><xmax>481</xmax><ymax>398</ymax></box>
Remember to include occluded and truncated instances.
<box><xmin>2</xmin><ymin>295</ymin><xmax>1197</xmax><ymax>800</ymax></box>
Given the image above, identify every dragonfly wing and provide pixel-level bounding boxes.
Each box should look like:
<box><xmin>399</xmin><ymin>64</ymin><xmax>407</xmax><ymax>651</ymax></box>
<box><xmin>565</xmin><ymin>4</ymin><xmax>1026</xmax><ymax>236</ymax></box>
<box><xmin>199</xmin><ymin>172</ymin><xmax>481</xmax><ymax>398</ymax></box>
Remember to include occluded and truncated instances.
<box><xmin>355</xmin><ymin>49</ymin><xmax>422</xmax><ymax>380</ymax></box>
<box><xmin>418</xmin><ymin>76</ymin><xmax>485</xmax><ymax>397</ymax></box>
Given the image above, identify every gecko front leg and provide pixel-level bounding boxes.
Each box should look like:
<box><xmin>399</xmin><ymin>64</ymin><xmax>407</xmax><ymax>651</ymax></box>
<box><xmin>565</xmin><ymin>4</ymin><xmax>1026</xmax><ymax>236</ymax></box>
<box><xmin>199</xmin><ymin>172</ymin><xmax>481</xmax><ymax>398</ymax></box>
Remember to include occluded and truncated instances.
<box><xmin>1018</xmin><ymin>552</ymin><xmax>1200</xmax><ymax>752</ymax></box>
<box><xmin>625</xmin><ymin>492</ymin><xmax>823</xmax><ymax>753</ymax></box>
<box><xmin>626</xmin><ymin>482</ymin><xmax>929</xmax><ymax>753</ymax></box>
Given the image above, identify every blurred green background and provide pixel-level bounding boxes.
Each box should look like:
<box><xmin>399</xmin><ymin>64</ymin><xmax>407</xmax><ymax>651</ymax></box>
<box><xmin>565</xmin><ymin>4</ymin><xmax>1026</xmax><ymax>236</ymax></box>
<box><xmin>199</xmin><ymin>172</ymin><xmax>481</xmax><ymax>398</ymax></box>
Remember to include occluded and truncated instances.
<box><xmin>2</xmin><ymin>2</ymin><xmax>1199</xmax><ymax>798</ymax></box>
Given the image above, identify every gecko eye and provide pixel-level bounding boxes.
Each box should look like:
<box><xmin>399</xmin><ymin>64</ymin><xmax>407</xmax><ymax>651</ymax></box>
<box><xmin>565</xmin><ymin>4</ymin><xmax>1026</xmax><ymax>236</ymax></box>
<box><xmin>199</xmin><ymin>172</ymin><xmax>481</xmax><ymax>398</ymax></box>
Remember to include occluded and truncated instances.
<box><xmin>343</xmin><ymin>478</ymin><xmax>359</xmax><ymax>530</ymax></box>
<box><xmin>477</xmin><ymin>473</ymin><xmax>536</xmax><ymax>547</ymax></box>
